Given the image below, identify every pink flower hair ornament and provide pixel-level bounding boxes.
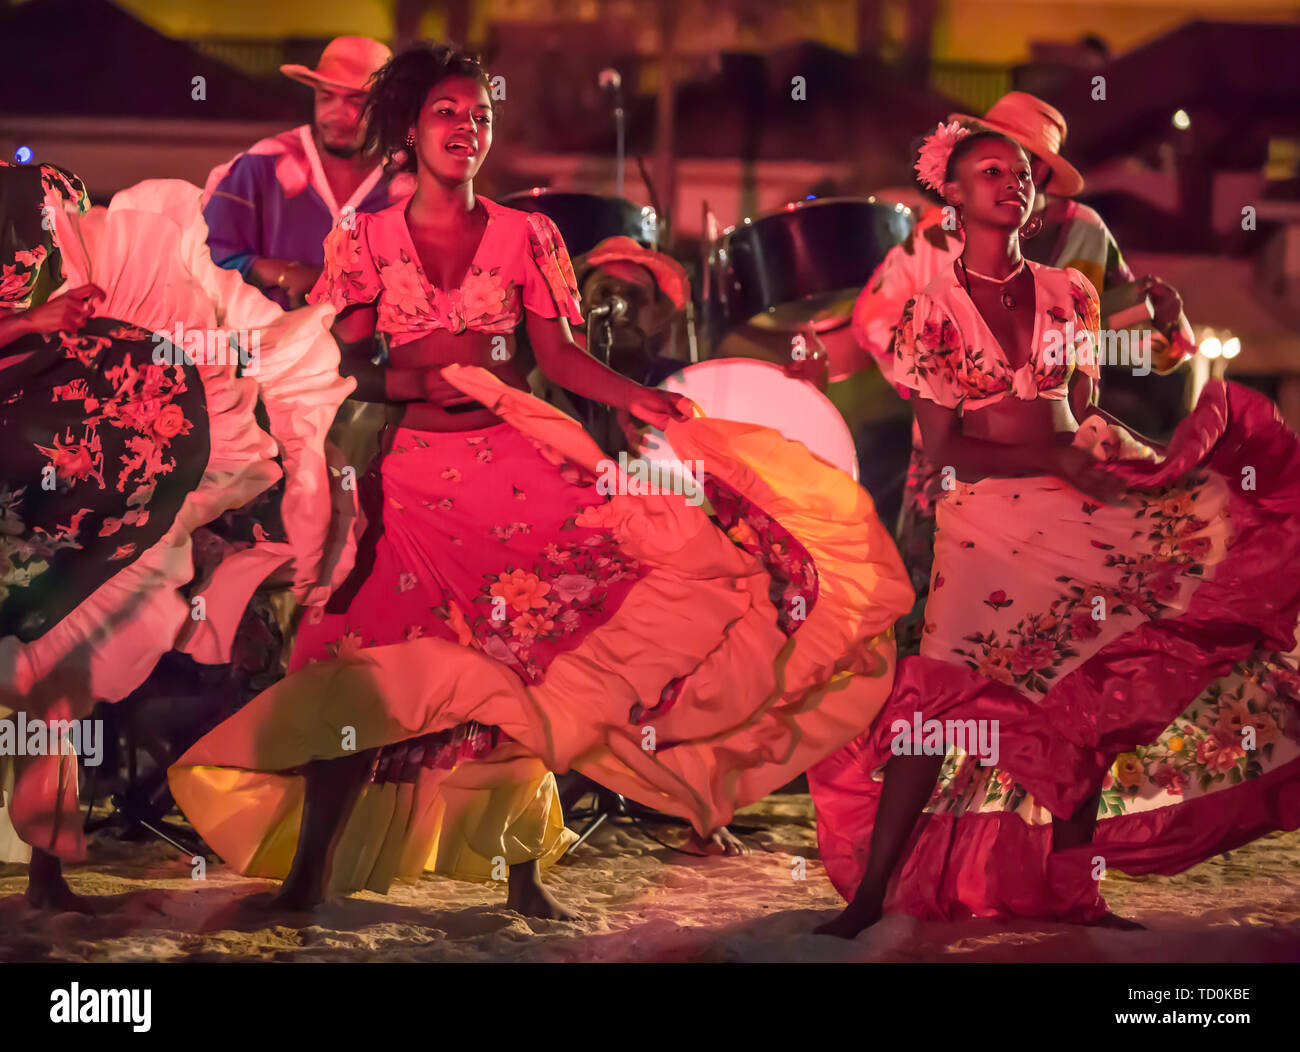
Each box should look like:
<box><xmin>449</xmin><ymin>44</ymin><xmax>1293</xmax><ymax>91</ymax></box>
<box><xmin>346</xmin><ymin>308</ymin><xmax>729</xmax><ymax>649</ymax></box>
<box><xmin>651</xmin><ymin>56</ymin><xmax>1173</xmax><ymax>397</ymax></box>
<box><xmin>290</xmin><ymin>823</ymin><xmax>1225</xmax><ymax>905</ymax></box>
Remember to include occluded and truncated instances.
<box><xmin>915</xmin><ymin>120</ymin><xmax>973</xmax><ymax>195</ymax></box>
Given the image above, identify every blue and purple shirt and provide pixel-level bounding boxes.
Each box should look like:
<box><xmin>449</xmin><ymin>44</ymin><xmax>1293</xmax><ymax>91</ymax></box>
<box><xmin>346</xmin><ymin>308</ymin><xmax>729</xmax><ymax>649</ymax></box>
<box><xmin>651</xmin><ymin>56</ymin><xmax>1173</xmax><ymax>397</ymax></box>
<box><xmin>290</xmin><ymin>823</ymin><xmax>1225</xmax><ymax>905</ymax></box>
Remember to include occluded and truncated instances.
<box><xmin>202</xmin><ymin>125</ymin><xmax>414</xmax><ymax>309</ymax></box>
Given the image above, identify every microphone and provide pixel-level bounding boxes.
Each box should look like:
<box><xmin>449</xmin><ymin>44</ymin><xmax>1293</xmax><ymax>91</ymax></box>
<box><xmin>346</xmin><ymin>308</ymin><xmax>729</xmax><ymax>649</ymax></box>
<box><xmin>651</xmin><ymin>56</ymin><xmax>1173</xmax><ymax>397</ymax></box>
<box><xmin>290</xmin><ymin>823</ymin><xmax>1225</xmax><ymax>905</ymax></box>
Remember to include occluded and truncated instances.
<box><xmin>599</xmin><ymin>69</ymin><xmax>626</xmax><ymax>197</ymax></box>
<box><xmin>598</xmin><ymin>67</ymin><xmax>623</xmax><ymax>111</ymax></box>
<box><xmin>587</xmin><ymin>294</ymin><xmax>628</xmax><ymax>322</ymax></box>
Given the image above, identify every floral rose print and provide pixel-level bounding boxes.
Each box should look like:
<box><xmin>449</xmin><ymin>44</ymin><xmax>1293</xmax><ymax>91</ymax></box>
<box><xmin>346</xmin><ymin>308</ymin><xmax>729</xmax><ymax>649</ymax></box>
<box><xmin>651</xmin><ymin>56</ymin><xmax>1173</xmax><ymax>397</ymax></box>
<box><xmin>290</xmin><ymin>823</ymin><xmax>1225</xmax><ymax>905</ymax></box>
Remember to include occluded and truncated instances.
<box><xmin>2</xmin><ymin>310</ymin><xmax>208</xmax><ymax>642</ymax></box>
<box><xmin>893</xmin><ymin>265</ymin><xmax>1102</xmax><ymax>414</ymax></box>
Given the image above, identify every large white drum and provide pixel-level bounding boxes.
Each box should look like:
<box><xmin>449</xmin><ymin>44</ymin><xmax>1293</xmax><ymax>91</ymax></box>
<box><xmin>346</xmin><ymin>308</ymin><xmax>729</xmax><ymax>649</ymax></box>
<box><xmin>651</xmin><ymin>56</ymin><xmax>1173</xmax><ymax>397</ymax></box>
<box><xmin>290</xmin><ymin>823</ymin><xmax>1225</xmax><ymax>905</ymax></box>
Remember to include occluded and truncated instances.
<box><xmin>638</xmin><ymin>358</ymin><xmax>859</xmax><ymax>481</ymax></box>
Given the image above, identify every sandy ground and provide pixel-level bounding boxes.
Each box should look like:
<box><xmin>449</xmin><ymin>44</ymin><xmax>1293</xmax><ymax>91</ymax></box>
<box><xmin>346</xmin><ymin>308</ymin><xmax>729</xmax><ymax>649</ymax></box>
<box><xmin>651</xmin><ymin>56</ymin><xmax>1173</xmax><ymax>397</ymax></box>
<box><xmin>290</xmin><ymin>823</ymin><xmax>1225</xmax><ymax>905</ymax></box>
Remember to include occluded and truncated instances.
<box><xmin>2</xmin><ymin>791</ymin><xmax>1298</xmax><ymax>963</ymax></box>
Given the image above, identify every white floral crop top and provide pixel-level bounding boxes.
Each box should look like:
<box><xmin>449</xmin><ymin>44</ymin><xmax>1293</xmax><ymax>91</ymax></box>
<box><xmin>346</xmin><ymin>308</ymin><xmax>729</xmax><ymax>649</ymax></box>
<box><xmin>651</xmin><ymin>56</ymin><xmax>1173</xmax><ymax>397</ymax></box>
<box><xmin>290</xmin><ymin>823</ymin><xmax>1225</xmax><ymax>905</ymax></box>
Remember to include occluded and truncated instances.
<box><xmin>309</xmin><ymin>196</ymin><xmax>584</xmax><ymax>347</ymax></box>
<box><xmin>893</xmin><ymin>261</ymin><xmax>1102</xmax><ymax>414</ymax></box>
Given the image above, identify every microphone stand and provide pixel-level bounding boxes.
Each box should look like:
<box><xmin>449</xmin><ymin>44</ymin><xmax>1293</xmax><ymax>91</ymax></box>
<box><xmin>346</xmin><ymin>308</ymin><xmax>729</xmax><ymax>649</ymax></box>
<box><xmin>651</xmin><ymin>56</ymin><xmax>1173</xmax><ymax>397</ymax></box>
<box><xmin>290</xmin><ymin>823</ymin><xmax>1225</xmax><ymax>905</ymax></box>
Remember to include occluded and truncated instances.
<box><xmin>586</xmin><ymin>296</ymin><xmax>627</xmax><ymax>452</ymax></box>
<box><xmin>615</xmin><ymin>95</ymin><xmax>626</xmax><ymax>199</ymax></box>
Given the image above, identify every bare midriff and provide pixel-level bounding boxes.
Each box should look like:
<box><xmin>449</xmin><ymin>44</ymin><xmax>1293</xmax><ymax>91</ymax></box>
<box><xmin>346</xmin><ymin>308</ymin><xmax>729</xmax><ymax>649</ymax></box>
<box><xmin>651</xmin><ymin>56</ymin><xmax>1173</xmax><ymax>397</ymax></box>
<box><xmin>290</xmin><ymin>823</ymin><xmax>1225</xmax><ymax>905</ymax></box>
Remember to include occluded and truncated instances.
<box><xmin>389</xmin><ymin>328</ymin><xmax>535</xmax><ymax>431</ymax></box>
<box><xmin>961</xmin><ymin>394</ymin><xmax>1079</xmax><ymax>449</ymax></box>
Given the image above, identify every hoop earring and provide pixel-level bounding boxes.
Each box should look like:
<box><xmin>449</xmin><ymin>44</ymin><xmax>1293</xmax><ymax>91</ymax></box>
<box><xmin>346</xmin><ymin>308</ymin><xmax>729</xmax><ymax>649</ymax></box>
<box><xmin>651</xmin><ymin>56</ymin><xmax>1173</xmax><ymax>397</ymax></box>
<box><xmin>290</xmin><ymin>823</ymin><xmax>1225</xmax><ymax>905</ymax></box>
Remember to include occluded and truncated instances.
<box><xmin>1020</xmin><ymin>215</ymin><xmax>1043</xmax><ymax>240</ymax></box>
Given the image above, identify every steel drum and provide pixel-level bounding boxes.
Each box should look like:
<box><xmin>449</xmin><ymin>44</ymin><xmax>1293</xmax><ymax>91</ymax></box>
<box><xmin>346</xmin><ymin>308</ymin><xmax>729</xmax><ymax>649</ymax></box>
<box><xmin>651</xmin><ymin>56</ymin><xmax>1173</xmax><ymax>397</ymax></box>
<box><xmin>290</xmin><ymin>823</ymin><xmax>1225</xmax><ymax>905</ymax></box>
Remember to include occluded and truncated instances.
<box><xmin>715</xmin><ymin>196</ymin><xmax>914</xmax><ymax>333</ymax></box>
<box><xmin>500</xmin><ymin>189</ymin><xmax>658</xmax><ymax>257</ymax></box>
<box><xmin>638</xmin><ymin>358</ymin><xmax>860</xmax><ymax>482</ymax></box>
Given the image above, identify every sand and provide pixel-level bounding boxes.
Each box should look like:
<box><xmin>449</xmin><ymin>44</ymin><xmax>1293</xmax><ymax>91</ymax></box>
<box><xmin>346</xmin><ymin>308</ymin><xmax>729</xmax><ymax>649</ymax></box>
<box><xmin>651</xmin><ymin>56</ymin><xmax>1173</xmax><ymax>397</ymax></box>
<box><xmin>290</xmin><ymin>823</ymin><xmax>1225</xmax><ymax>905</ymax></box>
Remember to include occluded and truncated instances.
<box><xmin>2</xmin><ymin>791</ymin><xmax>1298</xmax><ymax>963</ymax></box>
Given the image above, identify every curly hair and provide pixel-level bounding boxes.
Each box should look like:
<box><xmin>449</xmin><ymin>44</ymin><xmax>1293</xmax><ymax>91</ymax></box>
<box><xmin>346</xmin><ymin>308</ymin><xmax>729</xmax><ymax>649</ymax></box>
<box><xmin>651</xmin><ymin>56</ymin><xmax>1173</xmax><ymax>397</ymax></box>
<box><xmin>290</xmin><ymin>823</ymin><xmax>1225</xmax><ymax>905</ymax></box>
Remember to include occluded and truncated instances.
<box><xmin>361</xmin><ymin>43</ymin><xmax>494</xmax><ymax>172</ymax></box>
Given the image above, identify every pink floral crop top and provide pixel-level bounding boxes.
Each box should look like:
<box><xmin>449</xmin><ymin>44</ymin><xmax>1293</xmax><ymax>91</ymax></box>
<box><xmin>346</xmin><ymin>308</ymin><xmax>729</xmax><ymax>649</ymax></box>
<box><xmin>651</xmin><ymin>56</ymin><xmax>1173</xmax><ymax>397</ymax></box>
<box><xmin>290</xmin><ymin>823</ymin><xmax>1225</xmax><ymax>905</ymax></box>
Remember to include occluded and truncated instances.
<box><xmin>309</xmin><ymin>196</ymin><xmax>584</xmax><ymax>347</ymax></box>
<box><xmin>893</xmin><ymin>261</ymin><xmax>1102</xmax><ymax>414</ymax></box>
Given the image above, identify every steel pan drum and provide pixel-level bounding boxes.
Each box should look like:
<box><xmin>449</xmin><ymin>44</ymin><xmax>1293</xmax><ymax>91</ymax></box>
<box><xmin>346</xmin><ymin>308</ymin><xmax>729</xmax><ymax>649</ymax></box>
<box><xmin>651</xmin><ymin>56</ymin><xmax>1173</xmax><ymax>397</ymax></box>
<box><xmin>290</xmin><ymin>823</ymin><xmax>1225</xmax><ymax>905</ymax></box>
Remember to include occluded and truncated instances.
<box><xmin>500</xmin><ymin>190</ymin><xmax>658</xmax><ymax>257</ymax></box>
<box><xmin>718</xmin><ymin>197</ymin><xmax>913</xmax><ymax>332</ymax></box>
<box><xmin>638</xmin><ymin>358</ymin><xmax>859</xmax><ymax>482</ymax></box>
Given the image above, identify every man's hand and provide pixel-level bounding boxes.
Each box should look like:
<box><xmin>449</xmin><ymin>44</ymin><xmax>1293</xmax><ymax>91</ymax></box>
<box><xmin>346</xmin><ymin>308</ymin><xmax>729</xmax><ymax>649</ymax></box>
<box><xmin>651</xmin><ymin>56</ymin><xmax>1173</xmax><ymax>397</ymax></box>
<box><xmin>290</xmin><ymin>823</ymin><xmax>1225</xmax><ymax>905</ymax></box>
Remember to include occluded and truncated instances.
<box><xmin>782</xmin><ymin>331</ymin><xmax>830</xmax><ymax>388</ymax></box>
<box><xmin>20</xmin><ymin>284</ymin><xmax>105</xmax><ymax>335</ymax></box>
<box><xmin>1137</xmin><ymin>275</ymin><xmax>1184</xmax><ymax>333</ymax></box>
<box><xmin>251</xmin><ymin>258</ymin><xmax>322</xmax><ymax>307</ymax></box>
<box><xmin>279</xmin><ymin>262</ymin><xmax>323</xmax><ymax>308</ymax></box>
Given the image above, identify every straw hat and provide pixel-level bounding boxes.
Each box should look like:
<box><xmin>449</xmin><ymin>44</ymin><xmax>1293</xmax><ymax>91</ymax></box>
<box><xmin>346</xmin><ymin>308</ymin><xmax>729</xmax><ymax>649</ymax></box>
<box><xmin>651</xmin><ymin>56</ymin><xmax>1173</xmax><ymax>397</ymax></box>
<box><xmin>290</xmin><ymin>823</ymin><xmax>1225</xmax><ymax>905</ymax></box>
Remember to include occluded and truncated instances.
<box><xmin>584</xmin><ymin>236</ymin><xmax>690</xmax><ymax>309</ymax></box>
<box><xmin>280</xmin><ymin>36</ymin><xmax>392</xmax><ymax>94</ymax></box>
<box><xmin>949</xmin><ymin>91</ymin><xmax>1084</xmax><ymax>196</ymax></box>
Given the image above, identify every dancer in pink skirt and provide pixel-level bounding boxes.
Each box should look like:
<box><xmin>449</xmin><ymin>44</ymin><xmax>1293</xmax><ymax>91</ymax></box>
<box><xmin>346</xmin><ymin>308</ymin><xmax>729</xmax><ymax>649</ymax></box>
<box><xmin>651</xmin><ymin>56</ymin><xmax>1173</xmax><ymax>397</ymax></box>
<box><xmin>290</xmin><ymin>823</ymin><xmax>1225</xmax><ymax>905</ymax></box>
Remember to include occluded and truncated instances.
<box><xmin>812</xmin><ymin>121</ymin><xmax>1300</xmax><ymax>936</ymax></box>
<box><xmin>170</xmin><ymin>45</ymin><xmax>914</xmax><ymax>918</ymax></box>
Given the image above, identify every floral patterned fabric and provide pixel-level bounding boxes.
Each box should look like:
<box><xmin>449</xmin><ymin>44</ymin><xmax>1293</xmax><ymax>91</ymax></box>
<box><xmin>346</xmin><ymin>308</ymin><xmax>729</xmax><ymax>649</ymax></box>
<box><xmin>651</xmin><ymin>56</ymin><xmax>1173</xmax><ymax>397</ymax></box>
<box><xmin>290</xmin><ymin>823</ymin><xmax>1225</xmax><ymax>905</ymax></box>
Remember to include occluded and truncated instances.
<box><xmin>0</xmin><ymin>163</ymin><xmax>90</xmax><ymax>314</ymax></box>
<box><xmin>2</xmin><ymin>163</ymin><xmax>213</xmax><ymax>644</ymax></box>
<box><xmin>888</xmin><ymin>262</ymin><xmax>1101</xmax><ymax>655</ymax></box>
<box><xmin>893</xmin><ymin>261</ymin><xmax>1101</xmax><ymax>414</ymax></box>
<box><xmin>308</xmin><ymin>197</ymin><xmax>582</xmax><ymax>344</ymax></box>
<box><xmin>854</xmin><ymin>207</ymin><xmax>1134</xmax><ymax>657</ymax></box>
<box><xmin>1</xmin><ymin>320</ymin><xmax>209</xmax><ymax>641</ymax></box>
<box><xmin>296</xmin><ymin>422</ymin><xmax>649</xmax><ymax>683</ymax></box>
<box><xmin>810</xmin><ymin>369</ymin><xmax>1300</xmax><ymax>919</ymax></box>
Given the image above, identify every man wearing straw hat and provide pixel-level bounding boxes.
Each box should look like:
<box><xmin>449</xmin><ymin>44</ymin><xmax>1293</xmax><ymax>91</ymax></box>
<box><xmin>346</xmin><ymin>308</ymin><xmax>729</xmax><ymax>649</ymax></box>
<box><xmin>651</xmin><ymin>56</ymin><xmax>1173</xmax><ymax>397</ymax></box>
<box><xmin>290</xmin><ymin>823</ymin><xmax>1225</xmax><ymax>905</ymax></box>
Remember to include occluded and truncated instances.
<box><xmin>202</xmin><ymin>36</ymin><xmax>413</xmax><ymax>310</ymax></box>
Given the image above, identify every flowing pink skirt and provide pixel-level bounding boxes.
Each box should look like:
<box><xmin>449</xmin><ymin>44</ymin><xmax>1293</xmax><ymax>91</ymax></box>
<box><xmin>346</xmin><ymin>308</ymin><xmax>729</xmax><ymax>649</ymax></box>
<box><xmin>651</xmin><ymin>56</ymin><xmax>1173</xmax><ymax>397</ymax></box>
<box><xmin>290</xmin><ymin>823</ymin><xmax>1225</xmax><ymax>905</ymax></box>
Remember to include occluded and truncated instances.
<box><xmin>810</xmin><ymin>381</ymin><xmax>1300</xmax><ymax>920</ymax></box>
<box><xmin>170</xmin><ymin>365</ymin><xmax>916</xmax><ymax>894</ymax></box>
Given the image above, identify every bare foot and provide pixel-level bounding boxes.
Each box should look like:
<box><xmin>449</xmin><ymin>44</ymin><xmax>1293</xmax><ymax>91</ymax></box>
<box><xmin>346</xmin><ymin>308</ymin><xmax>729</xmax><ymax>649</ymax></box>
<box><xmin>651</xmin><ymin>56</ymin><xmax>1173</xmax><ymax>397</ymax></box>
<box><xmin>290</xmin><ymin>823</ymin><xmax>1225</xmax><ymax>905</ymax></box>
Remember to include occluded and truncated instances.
<box><xmin>1088</xmin><ymin>911</ymin><xmax>1145</xmax><ymax>931</ymax></box>
<box><xmin>239</xmin><ymin>874</ymin><xmax>325</xmax><ymax>914</ymax></box>
<box><xmin>506</xmin><ymin>861</ymin><xmax>576</xmax><ymax>921</ymax></box>
<box><xmin>25</xmin><ymin>874</ymin><xmax>99</xmax><ymax>915</ymax></box>
<box><xmin>814</xmin><ymin>900</ymin><xmax>882</xmax><ymax>939</ymax></box>
<box><xmin>685</xmin><ymin>826</ymin><xmax>750</xmax><ymax>856</ymax></box>
<box><xmin>25</xmin><ymin>849</ymin><xmax>99</xmax><ymax>914</ymax></box>
<box><xmin>265</xmin><ymin>879</ymin><xmax>325</xmax><ymax>913</ymax></box>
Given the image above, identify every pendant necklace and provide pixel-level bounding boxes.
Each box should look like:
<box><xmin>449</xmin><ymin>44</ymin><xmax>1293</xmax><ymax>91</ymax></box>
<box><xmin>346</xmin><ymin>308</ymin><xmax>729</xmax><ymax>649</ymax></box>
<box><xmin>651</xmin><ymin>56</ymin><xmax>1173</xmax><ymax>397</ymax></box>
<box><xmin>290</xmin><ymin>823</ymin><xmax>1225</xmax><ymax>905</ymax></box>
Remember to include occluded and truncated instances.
<box><xmin>959</xmin><ymin>257</ymin><xmax>1025</xmax><ymax>310</ymax></box>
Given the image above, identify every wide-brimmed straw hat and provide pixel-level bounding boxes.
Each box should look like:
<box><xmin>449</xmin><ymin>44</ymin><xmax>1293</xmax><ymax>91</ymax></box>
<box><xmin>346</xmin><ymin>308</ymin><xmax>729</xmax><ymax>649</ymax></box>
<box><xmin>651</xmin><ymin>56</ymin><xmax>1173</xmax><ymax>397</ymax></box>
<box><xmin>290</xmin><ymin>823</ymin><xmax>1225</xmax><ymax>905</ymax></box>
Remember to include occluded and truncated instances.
<box><xmin>949</xmin><ymin>91</ymin><xmax>1085</xmax><ymax>196</ymax></box>
<box><xmin>583</xmin><ymin>236</ymin><xmax>690</xmax><ymax>309</ymax></box>
<box><xmin>280</xmin><ymin>36</ymin><xmax>392</xmax><ymax>94</ymax></box>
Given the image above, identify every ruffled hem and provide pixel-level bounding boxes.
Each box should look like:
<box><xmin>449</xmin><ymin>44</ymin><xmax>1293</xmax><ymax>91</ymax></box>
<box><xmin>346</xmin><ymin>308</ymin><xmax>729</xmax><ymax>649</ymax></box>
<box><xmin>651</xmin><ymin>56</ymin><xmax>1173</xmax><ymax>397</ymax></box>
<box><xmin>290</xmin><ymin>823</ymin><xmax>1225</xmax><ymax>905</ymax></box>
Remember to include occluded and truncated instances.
<box><xmin>1</xmin><ymin>179</ymin><xmax>351</xmax><ymax>862</ymax></box>
<box><xmin>169</xmin><ymin>364</ymin><xmax>915</xmax><ymax>884</ymax></box>
<box><xmin>809</xmin><ymin>380</ymin><xmax>1300</xmax><ymax>919</ymax></box>
<box><xmin>54</xmin><ymin>179</ymin><xmax>357</xmax><ymax>663</ymax></box>
<box><xmin>1</xmin><ymin>349</ymin><xmax>277</xmax><ymax>861</ymax></box>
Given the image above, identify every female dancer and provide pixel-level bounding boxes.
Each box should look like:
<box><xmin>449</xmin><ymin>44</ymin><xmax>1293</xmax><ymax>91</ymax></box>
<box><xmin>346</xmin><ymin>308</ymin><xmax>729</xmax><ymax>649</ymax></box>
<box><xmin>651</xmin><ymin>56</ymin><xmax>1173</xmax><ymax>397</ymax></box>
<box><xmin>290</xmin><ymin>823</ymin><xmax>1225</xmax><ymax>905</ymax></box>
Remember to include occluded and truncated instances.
<box><xmin>812</xmin><ymin>123</ymin><xmax>1300</xmax><ymax>935</ymax></box>
<box><xmin>169</xmin><ymin>44</ymin><xmax>915</xmax><ymax>917</ymax></box>
<box><xmin>1</xmin><ymin>163</ymin><xmax>348</xmax><ymax>908</ymax></box>
<box><xmin>852</xmin><ymin>93</ymin><xmax>1195</xmax><ymax>653</ymax></box>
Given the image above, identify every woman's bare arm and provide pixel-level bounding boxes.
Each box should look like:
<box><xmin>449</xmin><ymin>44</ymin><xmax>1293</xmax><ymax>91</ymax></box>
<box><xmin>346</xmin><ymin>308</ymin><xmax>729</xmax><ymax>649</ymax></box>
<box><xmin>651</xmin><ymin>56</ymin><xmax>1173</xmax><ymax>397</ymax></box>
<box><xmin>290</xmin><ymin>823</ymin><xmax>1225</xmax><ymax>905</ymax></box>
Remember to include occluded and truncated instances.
<box><xmin>1068</xmin><ymin>369</ymin><xmax>1167</xmax><ymax>454</ymax></box>
<box><xmin>527</xmin><ymin>314</ymin><xmax>644</xmax><ymax>409</ymax></box>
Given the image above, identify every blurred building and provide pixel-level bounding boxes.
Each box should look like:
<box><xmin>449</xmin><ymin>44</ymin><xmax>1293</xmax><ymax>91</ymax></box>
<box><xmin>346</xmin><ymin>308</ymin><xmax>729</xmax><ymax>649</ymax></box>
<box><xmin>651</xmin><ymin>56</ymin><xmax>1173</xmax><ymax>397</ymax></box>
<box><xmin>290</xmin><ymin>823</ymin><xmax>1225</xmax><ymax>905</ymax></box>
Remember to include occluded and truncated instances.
<box><xmin>3</xmin><ymin>0</ymin><xmax>1296</xmax><ymax>420</ymax></box>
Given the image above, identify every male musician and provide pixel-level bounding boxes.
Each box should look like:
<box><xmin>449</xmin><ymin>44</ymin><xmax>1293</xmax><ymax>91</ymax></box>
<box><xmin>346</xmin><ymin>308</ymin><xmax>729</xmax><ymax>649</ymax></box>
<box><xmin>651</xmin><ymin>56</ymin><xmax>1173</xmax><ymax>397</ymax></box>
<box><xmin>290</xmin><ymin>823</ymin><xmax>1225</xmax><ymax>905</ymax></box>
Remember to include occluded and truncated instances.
<box><xmin>203</xmin><ymin>36</ymin><xmax>413</xmax><ymax>310</ymax></box>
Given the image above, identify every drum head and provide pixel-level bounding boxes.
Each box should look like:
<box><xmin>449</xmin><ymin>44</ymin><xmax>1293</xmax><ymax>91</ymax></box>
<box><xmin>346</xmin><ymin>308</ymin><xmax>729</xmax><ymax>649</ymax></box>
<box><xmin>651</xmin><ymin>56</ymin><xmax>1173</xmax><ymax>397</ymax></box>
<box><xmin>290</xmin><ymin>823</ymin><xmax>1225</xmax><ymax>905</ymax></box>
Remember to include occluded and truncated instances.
<box><xmin>639</xmin><ymin>358</ymin><xmax>859</xmax><ymax>482</ymax></box>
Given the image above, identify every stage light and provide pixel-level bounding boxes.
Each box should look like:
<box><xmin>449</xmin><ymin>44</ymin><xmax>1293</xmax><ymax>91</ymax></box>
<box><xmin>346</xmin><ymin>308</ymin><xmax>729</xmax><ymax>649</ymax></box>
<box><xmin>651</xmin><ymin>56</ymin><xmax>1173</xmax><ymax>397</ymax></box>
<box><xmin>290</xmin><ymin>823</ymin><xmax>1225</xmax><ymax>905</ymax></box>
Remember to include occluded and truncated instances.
<box><xmin>805</xmin><ymin>194</ymin><xmax>816</xmax><ymax>200</ymax></box>
<box><xmin>1222</xmin><ymin>336</ymin><xmax>1242</xmax><ymax>359</ymax></box>
<box><xmin>1172</xmin><ymin>109</ymin><xmax>1190</xmax><ymax>130</ymax></box>
<box><xmin>13</xmin><ymin>145</ymin><xmax>33</xmax><ymax>163</ymax></box>
<box><xmin>1200</xmin><ymin>335</ymin><xmax>1222</xmax><ymax>359</ymax></box>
